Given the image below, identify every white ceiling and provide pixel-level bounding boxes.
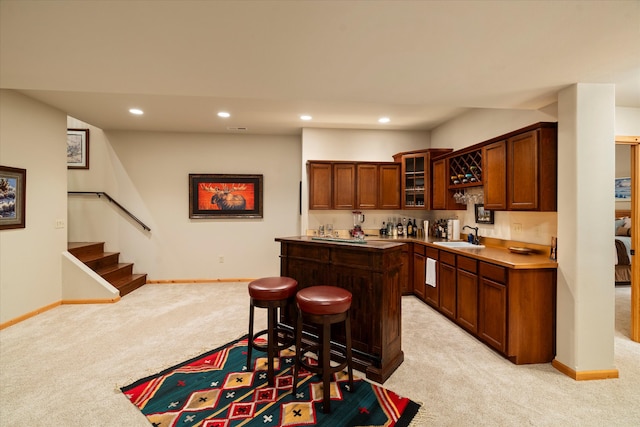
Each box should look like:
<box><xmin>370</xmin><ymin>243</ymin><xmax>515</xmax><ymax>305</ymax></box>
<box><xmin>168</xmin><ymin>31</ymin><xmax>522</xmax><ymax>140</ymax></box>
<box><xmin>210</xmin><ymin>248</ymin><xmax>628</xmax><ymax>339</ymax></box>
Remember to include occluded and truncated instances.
<box><xmin>1</xmin><ymin>1</ymin><xmax>638</xmax><ymax>135</ymax></box>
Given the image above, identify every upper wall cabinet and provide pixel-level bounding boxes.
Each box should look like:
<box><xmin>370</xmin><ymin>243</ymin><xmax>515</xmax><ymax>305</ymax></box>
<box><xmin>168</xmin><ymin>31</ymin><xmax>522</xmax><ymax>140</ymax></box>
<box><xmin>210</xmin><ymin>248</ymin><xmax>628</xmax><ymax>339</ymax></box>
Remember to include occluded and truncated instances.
<box><xmin>507</xmin><ymin>126</ymin><xmax>557</xmax><ymax>211</ymax></box>
<box><xmin>432</xmin><ymin>122</ymin><xmax>558</xmax><ymax>212</ymax></box>
<box><xmin>482</xmin><ymin>123</ymin><xmax>557</xmax><ymax>211</ymax></box>
<box><xmin>333</xmin><ymin>163</ymin><xmax>356</xmax><ymax>209</ymax></box>
<box><xmin>308</xmin><ymin>162</ymin><xmax>333</xmax><ymax>210</ymax></box>
<box><xmin>308</xmin><ymin>161</ymin><xmax>401</xmax><ymax>210</ymax></box>
<box><xmin>432</xmin><ymin>158</ymin><xmax>458</xmax><ymax>210</ymax></box>
<box><xmin>482</xmin><ymin>140</ymin><xmax>507</xmax><ymax>210</ymax></box>
<box><xmin>393</xmin><ymin>149</ymin><xmax>452</xmax><ymax>210</ymax></box>
<box><xmin>377</xmin><ymin>163</ymin><xmax>402</xmax><ymax>209</ymax></box>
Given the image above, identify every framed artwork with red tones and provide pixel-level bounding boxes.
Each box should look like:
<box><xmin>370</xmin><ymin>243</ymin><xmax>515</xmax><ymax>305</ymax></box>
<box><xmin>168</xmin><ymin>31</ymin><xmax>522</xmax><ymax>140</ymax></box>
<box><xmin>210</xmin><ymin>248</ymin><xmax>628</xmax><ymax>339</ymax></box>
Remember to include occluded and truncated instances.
<box><xmin>189</xmin><ymin>174</ymin><xmax>263</xmax><ymax>219</ymax></box>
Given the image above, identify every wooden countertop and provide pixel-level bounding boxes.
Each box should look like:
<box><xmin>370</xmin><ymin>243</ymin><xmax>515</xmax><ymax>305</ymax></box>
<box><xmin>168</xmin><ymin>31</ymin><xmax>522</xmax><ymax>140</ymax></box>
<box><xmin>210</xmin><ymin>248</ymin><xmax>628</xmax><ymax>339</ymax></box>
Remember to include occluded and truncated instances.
<box><xmin>276</xmin><ymin>235</ymin><xmax>557</xmax><ymax>270</ymax></box>
<box><xmin>275</xmin><ymin>236</ymin><xmax>406</xmax><ymax>250</ymax></box>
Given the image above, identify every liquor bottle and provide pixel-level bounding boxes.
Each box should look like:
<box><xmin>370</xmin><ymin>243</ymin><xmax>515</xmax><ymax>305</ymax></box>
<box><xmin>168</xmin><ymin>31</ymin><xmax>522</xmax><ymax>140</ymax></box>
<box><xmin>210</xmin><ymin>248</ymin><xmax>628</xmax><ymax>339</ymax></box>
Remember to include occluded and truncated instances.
<box><xmin>412</xmin><ymin>218</ymin><xmax>418</xmax><ymax>237</ymax></box>
<box><xmin>407</xmin><ymin>219</ymin><xmax>413</xmax><ymax>237</ymax></box>
<box><xmin>396</xmin><ymin>218</ymin><xmax>403</xmax><ymax>236</ymax></box>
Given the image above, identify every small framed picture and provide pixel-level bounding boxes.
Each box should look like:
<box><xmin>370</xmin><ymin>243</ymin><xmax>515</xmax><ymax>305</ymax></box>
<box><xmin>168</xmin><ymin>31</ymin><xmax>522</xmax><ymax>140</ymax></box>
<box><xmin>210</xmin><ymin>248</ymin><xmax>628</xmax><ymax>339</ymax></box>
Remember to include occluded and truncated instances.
<box><xmin>0</xmin><ymin>165</ymin><xmax>27</xmax><ymax>230</ymax></box>
<box><xmin>67</xmin><ymin>128</ymin><xmax>90</xmax><ymax>169</ymax></box>
<box><xmin>189</xmin><ymin>174</ymin><xmax>263</xmax><ymax>219</ymax></box>
<box><xmin>475</xmin><ymin>204</ymin><xmax>494</xmax><ymax>224</ymax></box>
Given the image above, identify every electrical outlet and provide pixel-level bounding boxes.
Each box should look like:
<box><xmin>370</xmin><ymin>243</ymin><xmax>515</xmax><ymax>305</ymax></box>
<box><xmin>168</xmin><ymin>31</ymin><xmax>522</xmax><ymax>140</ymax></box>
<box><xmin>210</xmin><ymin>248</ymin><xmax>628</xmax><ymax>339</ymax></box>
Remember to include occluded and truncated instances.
<box><xmin>512</xmin><ymin>223</ymin><xmax>523</xmax><ymax>233</ymax></box>
<box><xmin>55</xmin><ymin>219</ymin><xmax>65</xmax><ymax>229</ymax></box>
<box><xmin>218</xmin><ymin>256</ymin><xmax>224</xmax><ymax>263</ymax></box>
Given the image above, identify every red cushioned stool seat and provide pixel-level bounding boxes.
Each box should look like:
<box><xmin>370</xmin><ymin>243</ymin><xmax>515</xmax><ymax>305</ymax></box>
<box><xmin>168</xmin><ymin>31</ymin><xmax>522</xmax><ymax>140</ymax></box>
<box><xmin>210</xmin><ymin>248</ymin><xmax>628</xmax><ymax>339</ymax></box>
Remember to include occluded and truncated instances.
<box><xmin>292</xmin><ymin>285</ymin><xmax>354</xmax><ymax>414</ymax></box>
<box><xmin>247</xmin><ymin>277</ymin><xmax>298</xmax><ymax>386</ymax></box>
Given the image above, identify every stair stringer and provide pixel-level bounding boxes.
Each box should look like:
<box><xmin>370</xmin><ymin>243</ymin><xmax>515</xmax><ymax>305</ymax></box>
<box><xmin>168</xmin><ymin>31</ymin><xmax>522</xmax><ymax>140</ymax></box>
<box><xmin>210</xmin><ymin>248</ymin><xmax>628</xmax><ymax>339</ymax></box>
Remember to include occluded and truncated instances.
<box><xmin>61</xmin><ymin>252</ymin><xmax>120</xmax><ymax>302</ymax></box>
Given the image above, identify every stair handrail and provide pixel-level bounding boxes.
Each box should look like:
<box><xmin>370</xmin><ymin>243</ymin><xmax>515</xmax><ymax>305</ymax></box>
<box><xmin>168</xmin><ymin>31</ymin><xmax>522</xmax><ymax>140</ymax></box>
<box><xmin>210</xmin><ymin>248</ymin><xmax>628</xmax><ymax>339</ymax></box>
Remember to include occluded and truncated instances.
<box><xmin>68</xmin><ymin>191</ymin><xmax>151</xmax><ymax>232</ymax></box>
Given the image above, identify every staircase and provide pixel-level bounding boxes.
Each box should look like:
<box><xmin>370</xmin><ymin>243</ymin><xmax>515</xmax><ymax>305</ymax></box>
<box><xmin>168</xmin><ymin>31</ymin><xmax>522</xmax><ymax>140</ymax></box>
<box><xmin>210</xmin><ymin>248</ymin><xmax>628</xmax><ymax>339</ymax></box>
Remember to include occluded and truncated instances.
<box><xmin>68</xmin><ymin>242</ymin><xmax>147</xmax><ymax>296</ymax></box>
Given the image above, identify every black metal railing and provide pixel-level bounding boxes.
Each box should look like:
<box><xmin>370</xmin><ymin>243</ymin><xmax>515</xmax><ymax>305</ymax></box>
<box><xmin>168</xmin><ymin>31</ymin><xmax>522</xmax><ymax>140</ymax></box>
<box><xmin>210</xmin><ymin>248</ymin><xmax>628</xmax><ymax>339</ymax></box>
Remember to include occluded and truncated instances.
<box><xmin>68</xmin><ymin>191</ymin><xmax>151</xmax><ymax>232</ymax></box>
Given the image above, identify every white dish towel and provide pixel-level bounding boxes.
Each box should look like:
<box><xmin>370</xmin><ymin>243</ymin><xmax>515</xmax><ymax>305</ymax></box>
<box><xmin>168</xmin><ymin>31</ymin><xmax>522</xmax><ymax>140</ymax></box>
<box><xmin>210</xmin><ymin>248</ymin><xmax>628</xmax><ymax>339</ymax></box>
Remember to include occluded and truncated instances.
<box><xmin>426</xmin><ymin>258</ymin><xmax>437</xmax><ymax>287</ymax></box>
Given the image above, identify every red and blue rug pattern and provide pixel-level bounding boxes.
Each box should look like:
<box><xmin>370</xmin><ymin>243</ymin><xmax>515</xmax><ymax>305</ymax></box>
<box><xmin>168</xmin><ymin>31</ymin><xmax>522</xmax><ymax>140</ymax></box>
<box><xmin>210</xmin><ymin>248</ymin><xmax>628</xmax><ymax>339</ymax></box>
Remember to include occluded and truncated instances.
<box><xmin>121</xmin><ymin>335</ymin><xmax>421</xmax><ymax>426</ymax></box>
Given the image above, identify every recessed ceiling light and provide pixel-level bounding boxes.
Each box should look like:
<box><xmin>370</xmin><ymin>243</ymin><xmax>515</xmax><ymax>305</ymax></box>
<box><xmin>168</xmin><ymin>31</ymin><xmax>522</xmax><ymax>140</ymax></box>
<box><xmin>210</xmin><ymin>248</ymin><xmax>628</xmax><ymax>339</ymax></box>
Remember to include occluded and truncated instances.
<box><xmin>217</xmin><ymin>111</ymin><xmax>231</xmax><ymax>118</ymax></box>
<box><xmin>129</xmin><ymin>108</ymin><xmax>144</xmax><ymax>115</ymax></box>
<box><xmin>300</xmin><ymin>115</ymin><xmax>312</xmax><ymax>121</ymax></box>
<box><xmin>378</xmin><ymin>117</ymin><xmax>390</xmax><ymax>123</ymax></box>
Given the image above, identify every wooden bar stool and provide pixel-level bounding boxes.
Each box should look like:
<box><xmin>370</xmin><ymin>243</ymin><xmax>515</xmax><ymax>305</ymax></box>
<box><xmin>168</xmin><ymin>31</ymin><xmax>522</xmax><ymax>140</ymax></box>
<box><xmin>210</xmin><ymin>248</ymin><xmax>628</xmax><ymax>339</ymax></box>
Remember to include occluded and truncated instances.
<box><xmin>292</xmin><ymin>285</ymin><xmax>354</xmax><ymax>413</ymax></box>
<box><xmin>247</xmin><ymin>276</ymin><xmax>298</xmax><ymax>386</ymax></box>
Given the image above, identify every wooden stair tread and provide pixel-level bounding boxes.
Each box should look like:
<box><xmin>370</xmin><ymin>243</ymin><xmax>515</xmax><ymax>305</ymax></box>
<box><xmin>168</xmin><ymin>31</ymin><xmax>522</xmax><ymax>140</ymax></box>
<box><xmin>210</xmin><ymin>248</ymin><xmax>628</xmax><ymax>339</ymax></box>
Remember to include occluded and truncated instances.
<box><xmin>67</xmin><ymin>241</ymin><xmax>146</xmax><ymax>297</ymax></box>
<box><xmin>73</xmin><ymin>251</ymin><xmax>119</xmax><ymax>263</ymax></box>
<box><xmin>110</xmin><ymin>273</ymin><xmax>147</xmax><ymax>287</ymax></box>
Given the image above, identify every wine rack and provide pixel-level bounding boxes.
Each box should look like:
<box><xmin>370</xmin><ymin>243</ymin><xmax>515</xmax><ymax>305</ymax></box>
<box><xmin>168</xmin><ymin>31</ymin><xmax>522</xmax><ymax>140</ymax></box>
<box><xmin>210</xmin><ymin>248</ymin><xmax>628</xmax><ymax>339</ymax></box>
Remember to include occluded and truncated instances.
<box><xmin>448</xmin><ymin>149</ymin><xmax>482</xmax><ymax>188</ymax></box>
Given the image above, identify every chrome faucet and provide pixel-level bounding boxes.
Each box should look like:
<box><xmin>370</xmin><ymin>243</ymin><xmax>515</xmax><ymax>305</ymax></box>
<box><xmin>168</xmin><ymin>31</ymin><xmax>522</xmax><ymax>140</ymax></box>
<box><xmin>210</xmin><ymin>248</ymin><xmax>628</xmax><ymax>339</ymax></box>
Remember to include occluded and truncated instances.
<box><xmin>463</xmin><ymin>225</ymin><xmax>480</xmax><ymax>245</ymax></box>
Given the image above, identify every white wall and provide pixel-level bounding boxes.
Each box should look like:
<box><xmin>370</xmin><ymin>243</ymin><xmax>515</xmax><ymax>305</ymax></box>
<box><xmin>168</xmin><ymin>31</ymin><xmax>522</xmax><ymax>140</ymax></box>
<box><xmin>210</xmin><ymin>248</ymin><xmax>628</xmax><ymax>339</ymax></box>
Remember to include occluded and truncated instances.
<box><xmin>0</xmin><ymin>90</ymin><xmax>68</xmax><ymax>323</ymax></box>
<box><xmin>68</xmin><ymin>129</ymin><xmax>301</xmax><ymax>281</ymax></box>
<box><xmin>615</xmin><ymin>107</ymin><xmax>640</xmax><ymax>136</ymax></box>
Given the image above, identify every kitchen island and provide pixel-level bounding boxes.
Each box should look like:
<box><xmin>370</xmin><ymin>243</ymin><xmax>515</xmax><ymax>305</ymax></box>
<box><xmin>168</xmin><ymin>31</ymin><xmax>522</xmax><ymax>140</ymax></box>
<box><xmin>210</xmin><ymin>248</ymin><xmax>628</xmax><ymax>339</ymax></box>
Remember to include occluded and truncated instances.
<box><xmin>275</xmin><ymin>236</ymin><xmax>406</xmax><ymax>384</ymax></box>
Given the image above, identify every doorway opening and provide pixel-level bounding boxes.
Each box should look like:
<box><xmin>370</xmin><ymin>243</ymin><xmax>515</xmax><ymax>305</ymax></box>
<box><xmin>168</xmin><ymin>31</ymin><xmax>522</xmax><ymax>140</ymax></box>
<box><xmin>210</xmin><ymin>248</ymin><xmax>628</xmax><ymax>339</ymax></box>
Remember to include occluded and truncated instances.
<box><xmin>616</xmin><ymin>136</ymin><xmax>639</xmax><ymax>342</ymax></box>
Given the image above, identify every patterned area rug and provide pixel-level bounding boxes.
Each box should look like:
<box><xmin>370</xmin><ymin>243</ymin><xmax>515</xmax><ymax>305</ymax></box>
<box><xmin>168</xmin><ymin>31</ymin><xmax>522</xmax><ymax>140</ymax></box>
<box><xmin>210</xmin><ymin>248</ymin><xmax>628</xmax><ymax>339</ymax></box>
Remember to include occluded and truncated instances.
<box><xmin>121</xmin><ymin>335</ymin><xmax>421</xmax><ymax>426</ymax></box>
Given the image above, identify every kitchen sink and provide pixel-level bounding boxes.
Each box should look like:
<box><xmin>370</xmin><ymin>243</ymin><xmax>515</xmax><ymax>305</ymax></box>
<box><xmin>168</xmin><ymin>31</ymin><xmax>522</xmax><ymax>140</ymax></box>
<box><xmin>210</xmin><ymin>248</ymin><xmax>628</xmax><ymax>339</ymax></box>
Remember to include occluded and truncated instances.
<box><xmin>433</xmin><ymin>241</ymin><xmax>485</xmax><ymax>249</ymax></box>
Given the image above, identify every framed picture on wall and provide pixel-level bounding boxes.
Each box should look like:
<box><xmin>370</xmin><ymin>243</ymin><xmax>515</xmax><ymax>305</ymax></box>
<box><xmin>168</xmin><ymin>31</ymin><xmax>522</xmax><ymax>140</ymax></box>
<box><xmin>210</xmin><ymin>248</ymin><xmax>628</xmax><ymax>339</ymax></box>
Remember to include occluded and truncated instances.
<box><xmin>67</xmin><ymin>128</ymin><xmax>90</xmax><ymax>169</ymax></box>
<box><xmin>475</xmin><ymin>204</ymin><xmax>494</xmax><ymax>225</ymax></box>
<box><xmin>0</xmin><ymin>165</ymin><xmax>27</xmax><ymax>230</ymax></box>
<box><xmin>615</xmin><ymin>177</ymin><xmax>631</xmax><ymax>201</ymax></box>
<box><xmin>189</xmin><ymin>174</ymin><xmax>263</xmax><ymax>219</ymax></box>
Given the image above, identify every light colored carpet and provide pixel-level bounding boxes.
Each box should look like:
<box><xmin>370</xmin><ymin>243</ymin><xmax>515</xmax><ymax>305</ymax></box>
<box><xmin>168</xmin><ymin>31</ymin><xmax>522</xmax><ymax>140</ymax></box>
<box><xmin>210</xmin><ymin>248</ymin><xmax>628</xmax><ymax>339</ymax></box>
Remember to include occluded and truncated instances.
<box><xmin>0</xmin><ymin>283</ymin><xmax>638</xmax><ymax>426</ymax></box>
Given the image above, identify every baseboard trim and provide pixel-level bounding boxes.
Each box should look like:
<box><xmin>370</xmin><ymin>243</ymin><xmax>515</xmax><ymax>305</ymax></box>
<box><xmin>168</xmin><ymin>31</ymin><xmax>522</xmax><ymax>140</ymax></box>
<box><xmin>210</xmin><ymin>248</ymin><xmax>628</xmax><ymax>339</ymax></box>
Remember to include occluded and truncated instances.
<box><xmin>0</xmin><ymin>301</ymin><xmax>61</xmax><ymax>330</ymax></box>
<box><xmin>62</xmin><ymin>297</ymin><xmax>121</xmax><ymax>304</ymax></box>
<box><xmin>1</xmin><ymin>297</ymin><xmax>120</xmax><ymax>330</ymax></box>
<box><xmin>147</xmin><ymin>278</ymin><xmax>256</xmax><ymax>284</ymax></box>
<box><xmin>552</xmin><ymin>359</ymin><xmax>619</xmax><ymax>380</ymax></box>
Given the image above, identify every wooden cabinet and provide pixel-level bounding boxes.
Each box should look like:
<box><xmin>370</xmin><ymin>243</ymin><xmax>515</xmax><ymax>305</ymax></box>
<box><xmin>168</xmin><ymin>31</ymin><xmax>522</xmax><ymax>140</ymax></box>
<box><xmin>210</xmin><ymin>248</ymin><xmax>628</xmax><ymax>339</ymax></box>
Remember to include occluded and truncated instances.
<box><xmin>414</xmin><ymin>246</ymin><xmax>556</xmax><ymax>365</ymax></box>
<box><xmin>356</xmin><ymin>163</ymin><xmax>378</xmax><ymax>209</ymax></box>
<box><xmin>277</xmin><ymin>238</ymin><xmax>405</xmax><ymax>383</ymax></box>
<box><xmin>431</xmin><ymin>158</ymin><xmax>457</xmax><ymax>210</ymax></box>
<box><xmin>333</xmin><ymin>163</ymin><xmax>356</xmax><ymax>209</ymax></box>
<box><xmin>400</xmin><ymin>243</ymin><xmax>411</xmax><ymax>295</ymax></box>
<box><xmin>308</xmin><ymin>161</ymin><xmax>400</xmax><ymax>210</ymax></box>
<box><xmin>378</xmin><ymin>163</ymin><xmax>401</xmax><ymax>209</ymax></box>
<box><xmin>482</xmin><ymin>123</ymin><xmax>557</xmax><ymax>211</ymax></box>
<box><xmin>412</xmin><ymin>243</ymin><xmax>426</xmax><ymax>300</ymax></box>
<box><xmin>424</xmin><ymin>247</ymin><xmax>439</xmax><ymax>308</ymax></box>
<box><xmin>482</xmin><ymin>140</ymin><xmax>507</xmax><ymax>210</ymax></box>
<box><xmin>308</xmin><ymin>162</ymin><xmax>333</xmax><ymax>210</ymax></box>
<box><xmin>479</xmin><ymin>263</ymin><xmax>507</xmax><ymax>354</ymax></box>
<box><xmin>394</xmin><ymin>149</ymin><xmax>452</xmax><ymax>210</ymax></box>
<box><xmin>431</xmin><ymin>122</ymin><xmax>557</xmax><ymax>212</ymax></box>
<box><xmin>508</xmin><ymin>127</ymin><xmax>557</xmax><ymax>211</ymax></box>
<box><xmin>456</xmin><ymin>256</ymin><xmax>478</xmax><ymax>334</ymax></box>
<box><xmin>438</xmin><ymin>250</ymin><xmax>456</xmax><ymax>319</ymax></box>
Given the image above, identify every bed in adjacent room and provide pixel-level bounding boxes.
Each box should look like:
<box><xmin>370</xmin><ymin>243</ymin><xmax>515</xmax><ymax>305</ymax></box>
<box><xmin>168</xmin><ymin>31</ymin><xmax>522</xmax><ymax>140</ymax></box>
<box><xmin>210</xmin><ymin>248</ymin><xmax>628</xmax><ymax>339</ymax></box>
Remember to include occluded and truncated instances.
<box><xmin>616</xmin><ymin>210</ymin><xmax>632</xmax><ymax>285</ymax></box>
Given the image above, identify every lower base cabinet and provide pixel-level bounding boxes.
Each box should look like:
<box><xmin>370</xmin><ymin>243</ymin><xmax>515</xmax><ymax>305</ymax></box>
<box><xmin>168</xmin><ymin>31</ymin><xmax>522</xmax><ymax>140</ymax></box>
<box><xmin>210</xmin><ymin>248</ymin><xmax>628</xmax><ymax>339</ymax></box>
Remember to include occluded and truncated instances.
<box><xmin>424</xmin><ymin>247</ymin><xmax>440</xmax><ymax>307</ymax></box>
<box><xmin>456</xmin><ymin>256</ymin><xmax>479</xmax><ymax>334</ymax></box>
<box><xmin>478</xmin><ymin>263</ymin><xmax>507</xmax><ymax>353</ymax></box>
<box><xmin>413</xmin><ymin>246</ymin><xmax>556</xmax><ymax>364</ymax></box>
<box><xmin>438</xmin><ymin>251</ymin><xmax>457</xmax><ymax>319</ymax></box>
<box><xmin>412</xmin><ymin>244</ymin><xmax>426</xmax><ymax>300</ymax></box>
